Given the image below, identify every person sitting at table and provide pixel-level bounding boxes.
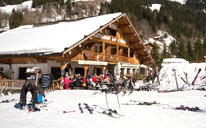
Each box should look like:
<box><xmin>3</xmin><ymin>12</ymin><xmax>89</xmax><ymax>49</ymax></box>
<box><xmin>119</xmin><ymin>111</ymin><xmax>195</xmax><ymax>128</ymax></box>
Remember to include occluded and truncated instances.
<box><xmin>103</xmin><ymin>76</ymin><xmax>111</xmax><ymax>84</ymax></box>
<box><xmin>91</xmin><ymin>75</ymin><xmax>98</xmax><ymax>87</ymax></box>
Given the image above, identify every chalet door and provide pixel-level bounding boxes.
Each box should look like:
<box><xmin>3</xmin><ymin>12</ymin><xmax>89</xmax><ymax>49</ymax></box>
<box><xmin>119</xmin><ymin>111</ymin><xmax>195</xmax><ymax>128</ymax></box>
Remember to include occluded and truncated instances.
<box><xmin>19</xmin><ymin>67</ymin><xmax>27</xmax><ymax>79</ymax></box>
<box><xmin>75</xmin><ymin>68</ymin><xmax>84</xmax><ymax>76</ymax></box>
<box><xmin>51</xmin><ymin>67</ymin><xmax>61</xmax><ymax>80</ymax></box>
<box><xmin>96</xmin><ymin>68</ymin><xmax>101</xmax><ymax>75</ymax></box>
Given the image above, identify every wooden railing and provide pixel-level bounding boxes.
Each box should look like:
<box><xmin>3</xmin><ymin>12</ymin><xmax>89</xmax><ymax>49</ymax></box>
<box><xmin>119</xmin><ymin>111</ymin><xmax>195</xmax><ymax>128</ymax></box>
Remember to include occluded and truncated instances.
<box><xmin>72</xmin><ymin>52</ymin><xmax>140</xmax><ymax>64</ymax></box>
<box><xmin>0</xmin><ymin>80</ymin><xmax>26</xmax><ymax>91</ymax></box>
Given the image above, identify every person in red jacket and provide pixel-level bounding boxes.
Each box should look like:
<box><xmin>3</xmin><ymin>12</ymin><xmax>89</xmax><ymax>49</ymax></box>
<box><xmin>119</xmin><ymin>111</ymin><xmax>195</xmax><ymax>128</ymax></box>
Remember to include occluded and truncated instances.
<box><xmin>63</xmin><ymin>75</ymin><xmax>70</xmax><ymax>90</ymax></box>
<box><xmin>92</xmin><ymin>75</ymin><xmax>97</xmax><ymax>83</ymax></box>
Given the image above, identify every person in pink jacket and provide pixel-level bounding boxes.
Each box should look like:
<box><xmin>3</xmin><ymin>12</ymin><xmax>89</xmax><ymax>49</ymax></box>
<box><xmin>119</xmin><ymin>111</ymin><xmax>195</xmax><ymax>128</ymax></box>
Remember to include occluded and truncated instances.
<box><xmin>63</xmin><ymin>75</ymin><xmax>70</xmax><ymax>90</ymax></box>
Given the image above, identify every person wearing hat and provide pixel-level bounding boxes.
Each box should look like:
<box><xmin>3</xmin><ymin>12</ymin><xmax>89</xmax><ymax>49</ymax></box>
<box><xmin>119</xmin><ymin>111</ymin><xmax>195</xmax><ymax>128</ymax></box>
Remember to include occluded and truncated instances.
<box><xmin>63</xmin><ymin>74</ymin><xmax>70</xmax><ymax>90</ymax></box>
<box><xmin>19</xmin><ymin>79</ymin><xmax>38</xmax><ymax>109</ymax></box>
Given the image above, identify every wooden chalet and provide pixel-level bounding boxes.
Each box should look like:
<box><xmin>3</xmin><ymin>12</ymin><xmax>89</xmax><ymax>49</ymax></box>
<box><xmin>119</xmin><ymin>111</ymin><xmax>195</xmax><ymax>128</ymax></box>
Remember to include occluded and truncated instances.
<box><xmin>0</xmin><ymin>13</ymin><xmax>154</xmax><ymax>89</ymax></box>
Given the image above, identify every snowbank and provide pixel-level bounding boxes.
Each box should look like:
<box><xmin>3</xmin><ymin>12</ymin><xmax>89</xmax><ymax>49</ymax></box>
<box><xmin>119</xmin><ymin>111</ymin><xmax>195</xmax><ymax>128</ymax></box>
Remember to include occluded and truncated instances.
<box><xmin>153</xmin><ymin>62</ymin><xmax>206</xmax><ymax>91</ymax></box>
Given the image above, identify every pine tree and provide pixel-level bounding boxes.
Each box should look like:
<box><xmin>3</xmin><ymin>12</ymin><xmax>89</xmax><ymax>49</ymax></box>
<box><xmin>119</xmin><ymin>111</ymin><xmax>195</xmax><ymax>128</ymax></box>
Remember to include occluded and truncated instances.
<box><xmin>9</xmin><ymin>9</ymin><xmax>23</xmax><ymax>29</ymax></box>
<box><xmin>203</xmin><ymin>38</ymin><xmax>206</xmax><ymax>56</ymax></box>
<box><xmin>162</xmin><ymin>43</ymin><xmax>167</xmax><ymax>58</ymax></box>
<box><xmin>151</xmin><ymin>42</ymin><xmax>161</xmax><ymax>67</ymax></box>
<box><xmin>186</xmin><ymin>41</ymin><xmax>195</xmax><ymax>62</ymax></box>
<box><xmin>177</xmin><ymin>40</ymin><xmax>187</xmax><ymax>59</ymax></box>
<box><xmin>169</xmin><ymin>40</ymin><xmax>177</xmax><ymax>57</ymax></box>
<box><xmin>66</xmin><ymin>0</ymin><xmax>71</xmax><ymax>17</ymax></box>
<box><xmin>194</xmin><ymin>39</ymin><xmax>204</xmax><ymax>62</ymax></box>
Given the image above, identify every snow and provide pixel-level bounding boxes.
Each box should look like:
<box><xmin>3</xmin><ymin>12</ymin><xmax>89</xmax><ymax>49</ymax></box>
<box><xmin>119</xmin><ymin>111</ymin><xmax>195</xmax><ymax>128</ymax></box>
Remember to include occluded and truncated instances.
<box><xmin>149</xmin><ymin>4</ymin><xmax>161</xmax><ymax>12</ymax></box>
<box><xmin>0</xmin><ymin>0</ymin><xmax>33</xmax><ymax>14</ymax></box>
<box><xmin>0</xmin><ymin>89</ymin><xmax>206</xmax><ymax>128</ymax></box>
<box><xmin>0</xmin><ymin>12</ymin><xmax>122</xmax><ymax>55</ymax></box>
<box><xmin>169</xmin><ymin>0</ymin><xmax>187</xmax><ymax>5</ymax></box>
<box><xmin>161</xmin><ymin>58</ymin><xmax>189</xmax><ymax>66</ymax></box>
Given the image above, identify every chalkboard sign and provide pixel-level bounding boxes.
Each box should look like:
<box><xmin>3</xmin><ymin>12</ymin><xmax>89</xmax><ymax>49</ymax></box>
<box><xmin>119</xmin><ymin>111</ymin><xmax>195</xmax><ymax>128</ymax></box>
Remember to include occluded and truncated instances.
<box><xmin>41</xmin><ymin>74</ymin><xmax>52</xmax><ymax>88</ymax></box>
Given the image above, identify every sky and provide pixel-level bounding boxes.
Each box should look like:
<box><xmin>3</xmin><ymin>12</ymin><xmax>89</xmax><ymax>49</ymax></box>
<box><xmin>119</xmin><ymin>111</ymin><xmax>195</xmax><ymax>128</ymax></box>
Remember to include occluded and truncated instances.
<box><xmin>0</xmin><ymin>89</ymin><xmax>206</xmax><ymax>128</ymax></box>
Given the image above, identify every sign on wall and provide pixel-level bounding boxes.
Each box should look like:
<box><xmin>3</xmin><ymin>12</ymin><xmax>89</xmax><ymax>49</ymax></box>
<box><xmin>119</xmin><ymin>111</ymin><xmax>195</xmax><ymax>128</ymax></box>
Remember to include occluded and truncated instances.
<box><xmin>41</xmin><ymin>74</ymin><xmax>53</xmax><ymax>88</ymax></box>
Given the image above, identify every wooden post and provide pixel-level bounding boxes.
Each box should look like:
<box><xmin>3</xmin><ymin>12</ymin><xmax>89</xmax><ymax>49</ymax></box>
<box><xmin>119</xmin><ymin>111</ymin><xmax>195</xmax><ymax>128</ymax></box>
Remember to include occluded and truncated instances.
<box><xmin>103</xmin><ymin>42</ymin><xmax>105</xmax><ymax>61</ymax></box>
<box><xmin>83</xmin><ymin>65</ymin><xmax>89</xmax><ymax>78</ymax></box>
<box><xmin>173</xmin><ymin>69</ymin><xmax>179</xmax><ymax>91</ymax></box>
<box><xmin>35</xmin><ymin>73</ymin><xmax>39</xmax><ymax>86</ymax></box>
<box><xmin>60</xmin><ymin>62</ymin><xmax>68</xmax><ymax>81</ymax></box>
<box><xmin>117</xmin><ymin>45</ymin><xmax>119</xmax><ymax>61</ymax></box>
<box><xmin>128</xmin><ymin>47</ymin><xmax>130</xmax><ymax>57</ymax></box>
<box><xmin>101</xmin><ymin>66</ymin><xmax>106</xmax><ymax>74</ymax></box>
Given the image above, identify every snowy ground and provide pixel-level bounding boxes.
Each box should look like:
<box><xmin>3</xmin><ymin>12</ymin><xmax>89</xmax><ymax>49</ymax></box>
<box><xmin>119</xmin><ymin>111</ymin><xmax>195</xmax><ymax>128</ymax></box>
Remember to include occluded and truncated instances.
<box><xmin>0</xmin><ymin>90</ymin><xmax>206</xmax><ymax>128</ymax></box>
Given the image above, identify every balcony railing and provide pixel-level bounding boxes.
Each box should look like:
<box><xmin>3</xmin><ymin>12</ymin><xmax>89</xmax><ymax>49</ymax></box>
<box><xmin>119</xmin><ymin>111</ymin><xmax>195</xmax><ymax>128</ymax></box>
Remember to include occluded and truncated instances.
<box><xmin>73</xmin><ymin>52</ymin><xmax>140</xmax><ymax>64</ymax></box>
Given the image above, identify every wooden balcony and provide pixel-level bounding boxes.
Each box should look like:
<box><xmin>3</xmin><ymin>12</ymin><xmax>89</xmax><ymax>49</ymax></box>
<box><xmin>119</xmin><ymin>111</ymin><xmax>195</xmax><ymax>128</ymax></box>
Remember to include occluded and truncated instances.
<box><xmin>72</xmin><ymin>52</ymin><xmax>140</xmax><ymax>64</ymax></box>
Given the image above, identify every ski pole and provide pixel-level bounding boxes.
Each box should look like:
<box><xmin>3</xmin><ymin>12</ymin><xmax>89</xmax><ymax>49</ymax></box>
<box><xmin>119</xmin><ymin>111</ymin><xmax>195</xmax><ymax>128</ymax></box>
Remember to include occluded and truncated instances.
<box><xmin>115</xmin><ymin>83</ymin><xmax>121</xmax><ymax>109</ymax></box>
<box><xmin>116</xmin><ymin>92</ymin><xmax>121</xmax><ymax>109</ymax></box>
<box><xmin>105</xmin><ymin>92</ymin><xmax>109</xmax><ymax>109</ymax></box>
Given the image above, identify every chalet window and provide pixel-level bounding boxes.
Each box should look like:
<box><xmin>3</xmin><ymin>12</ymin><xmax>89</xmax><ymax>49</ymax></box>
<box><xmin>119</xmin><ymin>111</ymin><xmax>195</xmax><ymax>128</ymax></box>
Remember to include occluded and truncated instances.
<box><xmin>127</xmin><ymin>69</ymin><xmax>130</xmax><ymax>74</ymax></box>
<box><xmin>140</xmin><ymin>68</ymin><xmax>145</xmax><ymax>75</ymax></box>
<box><xmin>19</xmin><ymin>67</ymin><xmax>27</xmax><ymax>79</ymax></box>
<box><xmin>130</xmin><ymin>52</ymin><xmax>133</xmax><ymax>57</ymax></box>
<box><xmin>105</xmin><ymin>28</ymin><xmax>116</xmax><ymax>36</ymax></box>
<box><xmin>0</xmin><ymin>67</ymin><xmax>3</xmax><ymax>72</ymax></box>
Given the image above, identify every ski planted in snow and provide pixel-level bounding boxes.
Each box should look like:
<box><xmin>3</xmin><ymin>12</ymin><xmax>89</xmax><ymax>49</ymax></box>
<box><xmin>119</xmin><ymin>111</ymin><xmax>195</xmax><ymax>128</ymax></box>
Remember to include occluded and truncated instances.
<box><xmin>78</xmin><ymin>103</ymin><xmax>84</xmax><ymax>113</ymax></box>
<box><xmin>181</xmin><ymin>77</ymin><xmax>188</xmax><ymax>84</ymax></box>
<box><xmin>192</xmin><ymin>68</ymin><xmax>202</xmax><ymax>85</ymax></box>
<box><xmin>84</xmin><ymin>103</ymin><xmax>93</xmax><ymax>114</ymax></box>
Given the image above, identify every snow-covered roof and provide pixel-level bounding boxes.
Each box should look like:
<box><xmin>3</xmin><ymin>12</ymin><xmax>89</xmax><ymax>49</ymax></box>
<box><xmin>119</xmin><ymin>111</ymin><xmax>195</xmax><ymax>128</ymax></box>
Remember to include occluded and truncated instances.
<box><xmin>0</xmin><ymin>12</ymin><xmax>122</xmax><ymax>55</ymax></box>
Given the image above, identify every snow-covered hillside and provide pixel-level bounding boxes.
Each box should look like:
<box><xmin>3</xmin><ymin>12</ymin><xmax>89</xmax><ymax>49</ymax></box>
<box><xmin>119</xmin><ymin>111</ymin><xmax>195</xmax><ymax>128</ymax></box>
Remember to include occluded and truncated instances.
<box><xmin>0</xmin><ymin>0</ymin><xmax>33</xmax><ymax>14</ymax></box>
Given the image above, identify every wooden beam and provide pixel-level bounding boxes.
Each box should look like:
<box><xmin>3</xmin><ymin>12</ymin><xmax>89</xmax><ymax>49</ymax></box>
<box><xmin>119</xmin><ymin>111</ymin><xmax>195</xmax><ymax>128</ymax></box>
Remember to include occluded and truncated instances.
<box><xmin>124</xmin><ymin>33</ymin><xmax>136</xmax><ymax>37</ymax></box>
<box><xmin>83</xmin><ymin>65</ymin><xmax>89</xmax><ymax>78</ymax></box>
<box><xmin>139</xmin><ymin>55</ymin><xmax>149</xmax><ymax>60</ymax></box>
<box><xmin>118</xmin><ymin>24</ymin><xmax>131</xmax><ymax>29</ymax></box>
<box><xmin>128</xmin><ymin>48</ymin><xmax>130</xmax><ymax>57</ymax></box>
<box><xmin>142</xmin><ymin>60</ymin><xmax>152</xmax><ymax>64</ymax></box>
<box><xmin>129</xmin><ymin>41</ymin><xmax>141</xmax><ymax>44</ymax></box>
<box><xmin>130</xmin><ymin>48</ymin><xmax>145</xmax><ymax>53</ymax></box>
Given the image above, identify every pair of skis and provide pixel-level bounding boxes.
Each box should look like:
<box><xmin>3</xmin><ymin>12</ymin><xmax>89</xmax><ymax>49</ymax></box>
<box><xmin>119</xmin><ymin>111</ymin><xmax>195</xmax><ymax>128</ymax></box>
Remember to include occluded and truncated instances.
<box><xmin>63</xmin><ymin>103</ymin><xmax>93</xmax><ymax>114</ymax></box>
<box><xmin>97</xmin><ymin>107</ymin><xmax>124</xmax><ymax>118</ymax></box>
<box><xmin>0</xmin><ymin>99</ymin><xmax>17</xmax><ymax>103</ymax></box>
<box><xmin>78</xmin><ymin>103</ymin><xmax>93</xmax><ymax>114</ymax></box>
